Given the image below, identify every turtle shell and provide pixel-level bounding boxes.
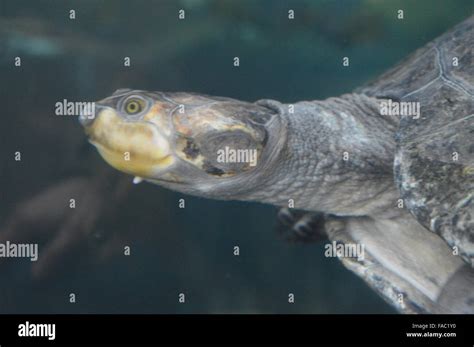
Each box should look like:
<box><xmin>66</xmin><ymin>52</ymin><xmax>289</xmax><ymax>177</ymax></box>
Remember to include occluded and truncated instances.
<box><xmin>357</xmin><ymin>15</ymin><xmax>474</xmax><ymax>264</ymax></box>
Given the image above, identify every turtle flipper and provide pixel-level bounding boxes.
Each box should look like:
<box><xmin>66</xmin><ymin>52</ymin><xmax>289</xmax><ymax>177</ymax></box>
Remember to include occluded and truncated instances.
<box><xmin>276</xmin><ymin>208</ymin><xmax>327</xmax><ymax>243</ymax></box>
<box><xmin>326</xmin><ymin>214</ymin><xmax>474</xmax><ymax>314</ymax></box>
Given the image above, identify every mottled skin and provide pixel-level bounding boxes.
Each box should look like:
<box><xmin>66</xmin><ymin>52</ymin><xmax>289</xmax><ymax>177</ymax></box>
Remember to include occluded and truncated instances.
<box><xmin>80</xmin><ymin>16</ymin><xmax>473</xmax><ymax>313</ymax></box>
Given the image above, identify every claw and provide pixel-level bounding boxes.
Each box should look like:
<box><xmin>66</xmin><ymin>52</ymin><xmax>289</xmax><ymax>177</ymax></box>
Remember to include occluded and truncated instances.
<box><xmin>277</xmin><ymin>207</ymin><xmax>295</xmax><ymax>226</ymax></box>
<box><xmin>276</xmin><ymin>208</ymin><xmax>327</xmax><ymax>243</ymax></box>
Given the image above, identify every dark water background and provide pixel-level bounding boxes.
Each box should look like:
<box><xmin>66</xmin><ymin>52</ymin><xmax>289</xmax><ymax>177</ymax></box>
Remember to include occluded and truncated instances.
<box><xmin>0</xmin><ymin>0</ymin><xmax>472</xmax><ymax>313</ymax></box>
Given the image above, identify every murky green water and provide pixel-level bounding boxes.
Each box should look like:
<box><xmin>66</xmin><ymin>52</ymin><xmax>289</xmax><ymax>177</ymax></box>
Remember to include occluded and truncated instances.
<box><xmin>0</xmin><ymin>0</ymin><xmax>472</xmax><ymax>313</ymax></box>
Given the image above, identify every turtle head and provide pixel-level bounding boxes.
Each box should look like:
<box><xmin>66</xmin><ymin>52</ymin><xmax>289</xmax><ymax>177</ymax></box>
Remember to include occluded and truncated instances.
<box><xmin>80</xmin><ymin>89</ymin><xmax>286</xmax><ymax>198</ymax></box>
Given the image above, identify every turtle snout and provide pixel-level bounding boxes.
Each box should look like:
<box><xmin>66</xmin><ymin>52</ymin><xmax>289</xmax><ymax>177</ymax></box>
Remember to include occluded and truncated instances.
<box><xmin>78</xmin><ymin>104</ymin><xmax>101</xmax><ymax>127</ymax></box>
<box><xmin>79</xmin><ymin>113</ymin><xmax>94</xmax><ymax>127</ymax></box>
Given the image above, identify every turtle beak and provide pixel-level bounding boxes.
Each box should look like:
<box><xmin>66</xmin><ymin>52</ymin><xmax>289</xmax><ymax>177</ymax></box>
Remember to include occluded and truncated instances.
<box><xmin>79</xmin><ymin>105</ymin><xmax>176</xmax><ymax>179</ymax></box>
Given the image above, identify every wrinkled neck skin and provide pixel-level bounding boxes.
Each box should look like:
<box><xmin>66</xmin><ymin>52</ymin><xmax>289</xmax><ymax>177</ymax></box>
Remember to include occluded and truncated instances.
<box><xmin>242</xmin><ymin>93</ymin><xmax>401</xmax><ymax>218</ymax></box>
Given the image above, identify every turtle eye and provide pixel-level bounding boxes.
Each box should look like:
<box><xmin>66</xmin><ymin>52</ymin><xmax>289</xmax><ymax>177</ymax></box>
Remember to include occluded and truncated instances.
<box><xmin>124</xmin><ymin>98</ymin><xmax>145</xmax><ymax>115</ymax></box>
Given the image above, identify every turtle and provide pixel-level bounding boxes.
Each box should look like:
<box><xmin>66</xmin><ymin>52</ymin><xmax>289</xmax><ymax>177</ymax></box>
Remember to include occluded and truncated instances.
<box><xmin>79</xmin><ymin>15</ymin><xmax>473</xmax><ymax>314</ymax></box>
